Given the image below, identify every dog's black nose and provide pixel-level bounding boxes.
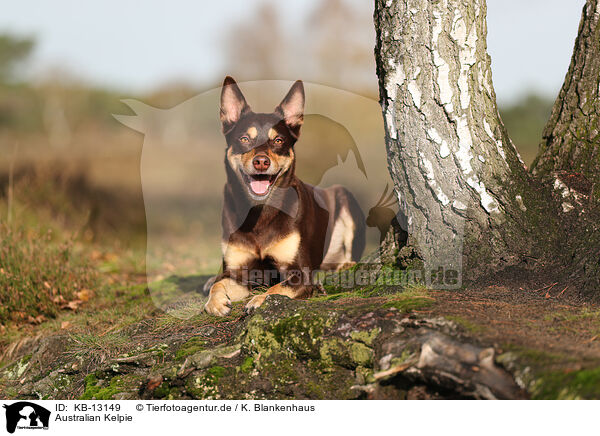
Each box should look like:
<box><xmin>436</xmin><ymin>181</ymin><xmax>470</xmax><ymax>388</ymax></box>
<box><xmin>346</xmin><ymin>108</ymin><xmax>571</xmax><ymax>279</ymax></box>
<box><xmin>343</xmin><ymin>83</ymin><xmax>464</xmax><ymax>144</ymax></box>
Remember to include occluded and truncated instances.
<box><xmin>253</xmin><ymin>154</ymin><xmax>270</xmax><ymax>171</ymax></box>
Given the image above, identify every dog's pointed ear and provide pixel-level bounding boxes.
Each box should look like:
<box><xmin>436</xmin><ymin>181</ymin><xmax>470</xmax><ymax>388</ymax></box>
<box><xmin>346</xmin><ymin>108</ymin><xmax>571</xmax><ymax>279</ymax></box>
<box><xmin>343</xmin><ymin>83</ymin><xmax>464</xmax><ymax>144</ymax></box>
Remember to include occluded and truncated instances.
<box><xmin>276</xmin><ymin>80</ymin><xmax>304</xmax><ymax>135</ymax></box>
<box><xmin>220</xmin><ymin>76</ymin><xmax>250</xmax><ymax>133</ymax></box>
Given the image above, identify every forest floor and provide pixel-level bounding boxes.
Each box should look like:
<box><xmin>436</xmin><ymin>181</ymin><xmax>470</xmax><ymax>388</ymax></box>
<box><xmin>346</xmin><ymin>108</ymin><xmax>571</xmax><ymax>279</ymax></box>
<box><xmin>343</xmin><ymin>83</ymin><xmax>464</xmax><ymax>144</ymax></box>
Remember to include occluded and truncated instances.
<box><xmin>2</xmin><ymin>262</ymin><xmax>600</xmax><ymax>400</ymax></box>
<box><xmin>2</xmin><ymin>168</ymin><xmax>600</xmax><ymax>400</ymax></box>
<box><xmin>432</xmin><ymin>277</ymin><xmax>600</xmax><ymax>372</ymax></box>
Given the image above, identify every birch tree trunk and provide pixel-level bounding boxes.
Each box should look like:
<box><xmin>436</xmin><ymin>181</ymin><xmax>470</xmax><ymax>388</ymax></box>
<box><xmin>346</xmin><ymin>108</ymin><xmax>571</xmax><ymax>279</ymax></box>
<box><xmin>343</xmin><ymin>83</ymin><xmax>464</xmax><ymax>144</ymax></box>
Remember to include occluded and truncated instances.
<box><xmin>532</xmin><ymin>0</ymin><xmax>600</xmax><ymax>296</ymax></box>
<box><xmin>374</xmin><ymin>0</ymin><xmax>561</xmax><ymax>281</ymax></box>
<box><xmin>533</xmin><ymin>0</ymin><xmax>600</xmax><ymax>191</ymax></box>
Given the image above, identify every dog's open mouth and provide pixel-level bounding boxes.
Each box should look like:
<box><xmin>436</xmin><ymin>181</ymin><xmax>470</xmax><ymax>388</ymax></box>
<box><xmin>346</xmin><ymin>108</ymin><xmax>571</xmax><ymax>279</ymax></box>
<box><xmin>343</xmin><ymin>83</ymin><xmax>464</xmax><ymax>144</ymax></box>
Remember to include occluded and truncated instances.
<box><xmin>244</xmin><ymin>172</ymin><xmax>280</xmax><ymax>196</ymax></box>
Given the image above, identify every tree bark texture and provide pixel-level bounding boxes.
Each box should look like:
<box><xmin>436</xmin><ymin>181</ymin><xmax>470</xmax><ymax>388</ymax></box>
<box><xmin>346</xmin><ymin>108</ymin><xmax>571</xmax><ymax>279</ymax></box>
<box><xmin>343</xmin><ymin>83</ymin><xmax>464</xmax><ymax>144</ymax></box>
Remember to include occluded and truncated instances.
<box><xmin>531</xmin><ymin>0</ymin><xmax>600</xmax><ymax>296</ymax></box>
<box><xmin>533</xmin><ymin>0</ymin><xmax>600</xmax><ymax>192</ymax></box>
<box><xmin>373</xmin><ymin>0</ymin><xmax>560</xmax><ymax>281</ymax></box>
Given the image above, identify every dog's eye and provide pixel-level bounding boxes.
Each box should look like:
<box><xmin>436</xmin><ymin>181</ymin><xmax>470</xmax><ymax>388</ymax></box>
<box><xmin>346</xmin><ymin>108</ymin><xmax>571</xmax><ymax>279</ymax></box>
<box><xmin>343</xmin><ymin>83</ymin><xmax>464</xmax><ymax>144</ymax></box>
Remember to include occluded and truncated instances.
<box><xmin>273</xmin><ymin>137</ymin><xmax>284</xmax><ymax>145</ymax></box>
<box><xmin>239</xmin><ymin>136</ymin><xmax>250</xmax><ymax>144</ymax></box>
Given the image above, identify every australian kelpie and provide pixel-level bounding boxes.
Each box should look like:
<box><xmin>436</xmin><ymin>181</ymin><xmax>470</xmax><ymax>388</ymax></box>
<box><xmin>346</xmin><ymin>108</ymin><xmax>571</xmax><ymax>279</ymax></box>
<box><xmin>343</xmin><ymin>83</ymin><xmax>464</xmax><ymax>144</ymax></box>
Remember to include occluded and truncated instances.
<box><xmin>204</xmin><ymin>77</ymin><xmax>365</xmax><ymax>316</ymax></box>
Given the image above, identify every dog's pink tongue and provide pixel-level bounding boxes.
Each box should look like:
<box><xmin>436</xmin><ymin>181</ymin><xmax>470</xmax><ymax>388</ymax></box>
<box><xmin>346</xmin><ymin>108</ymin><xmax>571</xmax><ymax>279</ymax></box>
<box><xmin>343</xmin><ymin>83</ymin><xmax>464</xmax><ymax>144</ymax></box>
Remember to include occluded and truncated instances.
<box><xmin>250</xmin><ymin>179</ymin><xmax>270</xmax><ymax>195</ymax></box>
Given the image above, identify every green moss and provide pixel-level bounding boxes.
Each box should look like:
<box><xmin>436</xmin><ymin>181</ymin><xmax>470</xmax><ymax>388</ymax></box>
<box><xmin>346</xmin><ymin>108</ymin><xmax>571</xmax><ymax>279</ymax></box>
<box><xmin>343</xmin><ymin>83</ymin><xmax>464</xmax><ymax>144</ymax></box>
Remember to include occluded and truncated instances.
<box><xmin>2</xmin><ymin>354</ymin><xmax>32</xmax><ymax>380</ymax></box>
<box><xmin>381</xmin><ymin>295</ymin><xmax>432</xmax><ymax>312</ymax></box>
<box><xmin>175</xmin><ymin>337</ymin><xmax>207</xmax><ymax>361</ymax></box>
<box><xmin>80</xmin><ymin>372</ymin><xmax>142</xmax><ymax>400</ymax></box>
<box><xmin>445</xmin><ymin>315</ymin><xmax>486</xmax><ymax>333</ymax></box>
<box><xmin>153</xmin><ymin>382</ymin><xmax>171</xmax><ymax>399</ymax></box>
<box><xmin>349</xmin><ymin>342</ymin><xmax>372</xmax><ymax>366</ymax></box>
<box><xmin>240</xmin><ymin>356</ymin><xmax>254</xmax><ymax>373</ymax></box>
<box><xmin>350</xmin><ymin>328</ymin><xmax>381</xmax><ymax>346</ymax></box>
<box><xmin>355</xmin><ymin>366</ymin><xmax>375</xmax><ymax>384</ymax></box>
<box><xmin>258</xmin><ymin>356</ymin><xmax>300</xmax><ymax>387</ymax></box>
<box><xmin>532</xmin><ymin>367</ymin><xmax>600</xmax><ymax>399</ymax></box>
<box><xmin>495</xmin><ymin>345</ymin><xmax>600</xmax><ymax>399</ymax></box>
<box><xmin>389</xmin><ymin>349</ymin><xmax>416</xmax><ymax>368</ymax></box>
<box><xmin>314</xmin><ymin>264</ymin><xmax>424</xmax><ymax>301</ymax></box>
<box><xmin>304</xmin><ymin>380</ymin><xmax>326</xmax><ymax>399</ymax></box>
<box><xmin>185</xmin><ymin>366</ymin><xmax>229</xmax><ymax>399</ymax></box>
<box><xmin>268</xmin><ymin>310</ymin><xmax>336</xmax><ymax>358</ymax></box>
<box><xmin>319</xmin><ymin>338</ymin><xmax>351</xmax><ymax>368</ymax></box>
<box><xmin>501</xmin><ymin>345</ymin><xmax>571</xmax><ymax>366</ymax></box>
<box><xmin>543</xmin><ymin>308</ymin><xmax>600</xmax><ymax>324</ymax></box>
<box><xmin>207</xmin><ymin>366</ymin><xmax>226</xmax><ymax>379</ymax></box>
<box><xmin>244</xmin><ymin>315</ymin><xmax>281</xmax><ymax>358</ymax></box>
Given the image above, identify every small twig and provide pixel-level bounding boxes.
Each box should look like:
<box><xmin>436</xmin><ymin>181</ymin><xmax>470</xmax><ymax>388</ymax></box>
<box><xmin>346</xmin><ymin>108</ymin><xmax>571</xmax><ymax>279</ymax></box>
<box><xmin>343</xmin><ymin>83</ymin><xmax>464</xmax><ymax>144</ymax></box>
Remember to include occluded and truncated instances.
<box><xmin>530</xmin><ymin>282</ymin><xmax>557</xmax><ymax>293</ymax></box>
<box><xmin>556</xmin><ymin>286</ymin><xmax>569</xmax><ymax>298</ymax></box>
<box><xmin>373</xmin><ymin>359</ymin><xmax>418</xmax><ymax>381</ymax></box>
<box><xmin>98</xmin><ymin>324</ymin><xmax>119</xmax><ymax>337</ymax></box>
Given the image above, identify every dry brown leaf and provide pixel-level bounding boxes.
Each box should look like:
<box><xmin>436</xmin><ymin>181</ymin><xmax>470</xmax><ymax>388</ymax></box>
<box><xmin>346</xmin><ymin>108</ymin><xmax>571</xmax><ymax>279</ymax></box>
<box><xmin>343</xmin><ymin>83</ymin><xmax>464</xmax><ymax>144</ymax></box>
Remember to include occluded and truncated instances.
<box><xmin>147</xmin><ymin>375</ymin><xmax>163</xmax><ymax>391</ymax></box>
<box><xmin>76</xmin><ymin>289</ymin><xmax>94</xmax><ymax>302</ymax></box>
<box><xmin>61</xmin><ymin>321</ymin><xmax>72</xmax><ymax>329</ymax></box>
<box><xmin>27</xmin><ymin>315</ymin><xmax>46</xmax><ymax>325</ymax></box>
<box><xmin>52</xmin><ymin>295</ymin><xmax>66</xmax><ymax>304</ymax></box>
<box><xmin>65</xmin><ymin>301</ymin><xmax>81</xmax><ymax>310</ymax></box>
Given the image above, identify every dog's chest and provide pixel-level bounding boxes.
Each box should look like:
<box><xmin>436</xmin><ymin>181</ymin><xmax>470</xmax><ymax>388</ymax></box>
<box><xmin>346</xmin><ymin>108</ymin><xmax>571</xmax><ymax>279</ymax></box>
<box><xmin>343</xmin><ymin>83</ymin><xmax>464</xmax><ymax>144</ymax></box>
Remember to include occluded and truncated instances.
<box><xmin>221</xmin><ymin>231</ymin><xmax>301</xmax><ymax>268</ymax></box>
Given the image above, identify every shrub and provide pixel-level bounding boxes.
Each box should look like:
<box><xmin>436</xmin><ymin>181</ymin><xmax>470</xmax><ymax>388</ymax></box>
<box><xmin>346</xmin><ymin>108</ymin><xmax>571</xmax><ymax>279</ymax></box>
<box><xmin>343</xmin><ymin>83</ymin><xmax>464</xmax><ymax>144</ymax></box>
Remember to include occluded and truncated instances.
<box><xmin>0</xmin><ymin>224</ymin><xmax>97</xmax><ymax>325</ymax></box>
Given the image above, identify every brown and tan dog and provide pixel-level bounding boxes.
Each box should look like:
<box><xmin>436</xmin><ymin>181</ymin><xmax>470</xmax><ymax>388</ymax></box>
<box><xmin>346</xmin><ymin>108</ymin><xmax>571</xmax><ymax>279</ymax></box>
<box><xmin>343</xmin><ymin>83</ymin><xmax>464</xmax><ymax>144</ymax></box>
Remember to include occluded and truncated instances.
<box><xmin>204</xmin><ymin>77</ymin><xmax>365</xmax><ymax>316</ymax></box>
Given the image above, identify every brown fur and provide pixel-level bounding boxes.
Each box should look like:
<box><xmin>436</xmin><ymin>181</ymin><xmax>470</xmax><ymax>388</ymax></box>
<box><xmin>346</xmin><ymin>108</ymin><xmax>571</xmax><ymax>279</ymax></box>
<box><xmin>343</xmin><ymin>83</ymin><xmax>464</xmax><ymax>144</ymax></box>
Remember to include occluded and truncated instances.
<box><xmin>204</xmin><ymin>77</ymin><xmax>365</xmax><ymax>316</ymax></box>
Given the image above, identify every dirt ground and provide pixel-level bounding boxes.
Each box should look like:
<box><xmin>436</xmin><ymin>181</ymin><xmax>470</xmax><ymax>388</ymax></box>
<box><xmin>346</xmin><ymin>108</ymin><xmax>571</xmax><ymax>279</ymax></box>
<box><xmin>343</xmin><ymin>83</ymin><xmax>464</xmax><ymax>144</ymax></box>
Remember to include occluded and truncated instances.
<box><xmin>430</xmin><ymin>271</ymin><xmax>600</xmax><ymax>367</ymax></box>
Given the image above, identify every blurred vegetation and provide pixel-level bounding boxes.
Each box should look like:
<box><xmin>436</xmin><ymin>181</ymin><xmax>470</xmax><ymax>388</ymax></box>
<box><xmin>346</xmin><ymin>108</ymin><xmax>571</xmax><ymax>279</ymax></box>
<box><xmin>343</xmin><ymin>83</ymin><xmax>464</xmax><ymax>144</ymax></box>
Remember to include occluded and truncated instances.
<box><xmin>0</xmin><ymin>0</ymin><xmax>556</xmax><ymax>333</ymax></box>
<box><xmin>0</xmin><ymin>34</ymin><xmax>34</xmax><ymax>82</ymax></box>
<box><xmin>0</xmin><ymin>224</ymin><xmax>96</xmax><ymax>326</ymax></box>
<box><xmin>223</xmin><ymin>0</ymin><xmax>376</xmax><ymax>95</ymax></box>
<box><xmin>500</xmin><ymin>94</ymin><xmax>554</xmax><ymax>166</ymax></box>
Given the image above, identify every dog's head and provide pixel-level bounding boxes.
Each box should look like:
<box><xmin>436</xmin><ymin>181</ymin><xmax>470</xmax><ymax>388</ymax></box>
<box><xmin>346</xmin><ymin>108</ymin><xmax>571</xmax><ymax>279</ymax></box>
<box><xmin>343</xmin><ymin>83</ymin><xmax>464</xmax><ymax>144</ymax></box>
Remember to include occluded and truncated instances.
<box><xmin>219</xmin><ymin>76</ymin><xmax>304</xmax><ymax>200</ymax></box>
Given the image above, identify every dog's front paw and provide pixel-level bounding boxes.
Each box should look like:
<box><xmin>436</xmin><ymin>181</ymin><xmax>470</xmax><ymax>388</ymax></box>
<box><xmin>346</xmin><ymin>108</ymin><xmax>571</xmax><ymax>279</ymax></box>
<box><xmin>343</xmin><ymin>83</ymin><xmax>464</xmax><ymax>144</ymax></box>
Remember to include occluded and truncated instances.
<box><xmin>204</xmin><ymin>292</ymin><xmax>231</xmax><ymax>316</ymax></box>
<box><xmin>244</xmin><ymin>294</ymin><xmax>267</xmax><ymax>314</ymax></box>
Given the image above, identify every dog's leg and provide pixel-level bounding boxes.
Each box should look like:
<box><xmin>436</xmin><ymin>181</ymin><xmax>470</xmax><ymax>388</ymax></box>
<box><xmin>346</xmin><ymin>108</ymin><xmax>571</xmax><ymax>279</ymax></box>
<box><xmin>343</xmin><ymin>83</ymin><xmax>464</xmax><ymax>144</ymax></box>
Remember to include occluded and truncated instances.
<box><xmin>244</xmin><ymin>261</ymin><xmax>314</xmax><ymax>312</ymax></box>
<box><xmin>244</xmin><ymin>281</ymin><xmax>308</xmax><ymax>312</ymax></box>
<box><xmin>204</xmin><ymin>277</ymin><xmax>250</xmax><ymax>316</ymax></box>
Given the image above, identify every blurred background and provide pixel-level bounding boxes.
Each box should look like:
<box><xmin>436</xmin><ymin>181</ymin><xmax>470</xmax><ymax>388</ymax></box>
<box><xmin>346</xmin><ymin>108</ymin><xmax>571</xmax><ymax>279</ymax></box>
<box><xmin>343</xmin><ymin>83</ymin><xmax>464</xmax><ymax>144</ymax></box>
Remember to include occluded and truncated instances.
<box><xmin>0</xmin><ymin>0</ymin><xmax>587</xmax><ymax>319</ymax></box>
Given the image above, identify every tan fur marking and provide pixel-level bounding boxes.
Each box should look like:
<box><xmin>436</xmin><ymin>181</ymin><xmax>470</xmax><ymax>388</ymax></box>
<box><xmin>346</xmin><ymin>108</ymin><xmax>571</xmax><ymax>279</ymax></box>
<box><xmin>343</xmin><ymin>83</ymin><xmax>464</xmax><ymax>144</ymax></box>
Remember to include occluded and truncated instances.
<box><xmin>268</xmin><ymin>128</ymin><xmax>278</xmax><ymax>140</ymax></box>
<box><xmin>263</xmin><ymin>282</ymin><xmax>297</xmax><ymax>298</ymax></box>
<box><xmin>262</xmin><ymin>231</ymin><xmax>300</xmax><ymax>265</ymax></box>
<box><xmin>247</xmin><ymin>126</ymin><xmax>258</xmax><ymax>139</ymax></box>
<box><xmin>226</xmin><ymin>147</ymin><xmax>241</xmax><ymax>171</ymax></box>
<box><xmin>322</xmin><ymin>207</ymin><xmax>355</xmax><ymax>268</ymax></box>
<box><xmin>205</xmin><ymin>277</ymin><xmax>250</xmax><ymax>316</ymax></box>
<box><xmin>217</xmin><ymin>277</ymin><xmax>250</xmax><ymax>301</ymax></box>
<box><xmin>270</xmin><ymin>149</ymin><xmax>293</xmax><ymax>174</ymax></box>
<box><xmin>244</xmin><ymin>282</ymin><xmax>298</xmax><ymax>310</ymax></box>
<box><xmin>340</xmin><ymin>208</ymin><xmax>355</xmax><ymax>260</ymax></box>
<box><xmin>222</xmin><ymin>242</ymin><xmax>258</xmax><ymax>268</ymax></box>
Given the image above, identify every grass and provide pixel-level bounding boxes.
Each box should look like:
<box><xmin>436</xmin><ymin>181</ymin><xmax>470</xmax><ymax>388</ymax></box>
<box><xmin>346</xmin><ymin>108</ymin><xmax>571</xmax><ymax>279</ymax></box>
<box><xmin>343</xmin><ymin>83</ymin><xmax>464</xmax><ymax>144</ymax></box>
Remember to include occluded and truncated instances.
<box><xmin>0</xmin><ymin>223</ymin><xmax>97</xmax><ymax>327</ymax></box>
<box><xmin>444</xmin><ymin>315</ymin><xmax>487</xmax><ymax>334</ymax></box>
<box><xmin>312</xmin><ymin>264</ymin><xmax>433</xmax><ymax>312</ymax></box>
<box><xmin>543</xmin><ymin>308</ymin><xmax>600</xmax><ymax>323</ymax></box>
<box><xmin>67</xmin><ymin>332</ymin><xmax>131</xmax><ymax>362</ymax></box>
